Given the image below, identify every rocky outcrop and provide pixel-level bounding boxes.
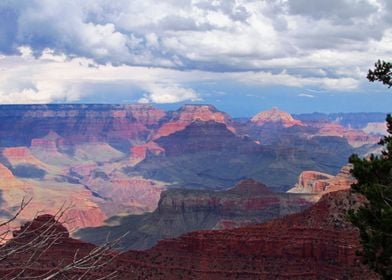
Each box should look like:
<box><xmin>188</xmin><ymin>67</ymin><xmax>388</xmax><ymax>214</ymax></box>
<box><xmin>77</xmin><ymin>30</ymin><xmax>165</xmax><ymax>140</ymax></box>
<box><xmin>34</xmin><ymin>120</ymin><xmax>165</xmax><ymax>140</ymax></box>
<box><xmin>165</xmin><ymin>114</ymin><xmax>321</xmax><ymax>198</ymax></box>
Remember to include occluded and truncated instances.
<box><xmin>0</xmin><ymin>104</ymin><xmax>166</xmax><ymax>147</ymax></box>
<box><xmin>0</xmin><ymin>214</ymin><xmax>111</xmax><ymax>279</ymax></box>
<box><xmin>80</xmin><ymin>174</ymin><xmax>167</xmax><ymax>216</ymax></box>
<box><xmin>362</xmin><ymin>122</ymin><xmax>387</xmax><ymax>135</ymax></box>
<box><xmin>121</xmin><ymin>190</ymin><xmax>378</xmax><ymax>279</ymax></box>
<box><xmin>152</xmin><ymin>104</ymin><xmax>235</xmax><ymax>140</ymax></box>
<box><xmin>0</xmin><ymin>191</ymin><xmax>379</xmax><ymax>280</ymax></box>
<box><xmin>314</xmin><ymin>122</ymin><xmax>379</xmax><ymax>147</ymax></box>
<box><xmin>130</xmin><ymin>141</ymin><xmax>165</xmax><ymax>163</ymax></box>
<box><xmin>251</xmin><ymin>107</ymin><xmax>304</xmax><ymax>127</ymax></box>
<box><xmin>76</xmin><ymin>179</ymin><xmax>317</xmax><ymax>250</ymax></box>
<box><xmin>155</xmin><ymin>121</ymin><xmax>261</xmax><ymax>156</ymax></box>
<box><xmin>289</xmin><ymin>164</ymin><xmax>356</xmax><ymax>194</ymax></box>
<box><xmin>2</xmin><ymin>147</ymin><xmax>31</xmax><ymax>160</ymax></box>
<box><xmin>0</xmin><ymin>163</ymin><xmax>15</xmax><ymax>180</ymax></box>
<box><xmin>292</xmin><ymin>171</ymin><xmax>334</xmax><ymax>193</ymax></box>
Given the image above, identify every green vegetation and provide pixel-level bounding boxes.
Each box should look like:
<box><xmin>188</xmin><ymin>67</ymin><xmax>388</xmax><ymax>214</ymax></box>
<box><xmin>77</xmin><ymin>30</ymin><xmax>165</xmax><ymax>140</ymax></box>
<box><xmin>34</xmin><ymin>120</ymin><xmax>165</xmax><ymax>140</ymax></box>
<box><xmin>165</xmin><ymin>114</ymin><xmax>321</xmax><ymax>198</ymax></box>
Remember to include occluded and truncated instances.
<box><xmin>348</xmin><ymin>61</ymin><xmax>392</xmax><ymax>279</ymax></box>
<box><xmin>367</xmin><ymin>60</ymin><xmax>392</xmax><ymax>88</ymax></box>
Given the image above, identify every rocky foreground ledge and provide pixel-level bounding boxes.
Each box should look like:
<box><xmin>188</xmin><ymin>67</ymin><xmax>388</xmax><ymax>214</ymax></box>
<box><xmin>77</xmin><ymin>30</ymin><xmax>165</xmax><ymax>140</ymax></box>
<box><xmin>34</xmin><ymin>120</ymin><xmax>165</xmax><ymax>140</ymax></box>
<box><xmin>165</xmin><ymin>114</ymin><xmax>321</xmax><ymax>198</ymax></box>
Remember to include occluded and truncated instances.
<box><xmin>0</xmin><ymin>190</ymin><xmax>379</xmax><ymax>279</ymax></box>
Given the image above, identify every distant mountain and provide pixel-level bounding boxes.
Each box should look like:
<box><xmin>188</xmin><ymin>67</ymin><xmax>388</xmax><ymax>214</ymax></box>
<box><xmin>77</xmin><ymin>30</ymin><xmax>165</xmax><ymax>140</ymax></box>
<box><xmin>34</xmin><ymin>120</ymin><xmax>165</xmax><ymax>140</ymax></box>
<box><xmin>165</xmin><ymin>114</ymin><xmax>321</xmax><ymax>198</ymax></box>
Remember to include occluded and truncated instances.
<box><xmin>294</xmin><ymin>112</ymin><xmax>387</xmax><ymax>129</ymax></box>
<box><xmin>0</xmin><ymin>104</ymin><xmax>382</xmax><ymax>233</ymax></box>
<box><xmin>0</xmin><ymin>104</ymin><xmax>166</xmax><ymax>149</ymax></box>
<box><xmin>128</xmin><ymin>120</ymin><xmax>355</xmax><ymax>190</ymax></box>
<box><xmin>251</xmin><ymin>107</ymin><xmax>304</xmax><ymax>127</ymax></box>
<box><xmin>75</xmin><ymin>179</ymin><xmax>317</xmax><ymax>250</ymax></box>
<box><xmin>152</xmin><ymin>104</ymin><xmax>235</xmax><ymax>140</ymax></box>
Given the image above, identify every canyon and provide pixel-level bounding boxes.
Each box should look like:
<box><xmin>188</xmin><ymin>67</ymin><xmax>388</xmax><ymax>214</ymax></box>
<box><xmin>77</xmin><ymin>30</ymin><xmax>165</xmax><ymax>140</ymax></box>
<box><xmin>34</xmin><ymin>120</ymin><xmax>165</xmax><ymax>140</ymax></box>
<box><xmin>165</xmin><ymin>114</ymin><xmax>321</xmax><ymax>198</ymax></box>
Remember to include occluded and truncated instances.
<box><xmin>0</xmin><ymin>104</ymin><xmax>384</xmax><ymax>278</ymax></box>
<box><xmin>0</xmin><ymin>189</ymin><xmax>379</xmax><ymax>279</ymax></box>
<box><xmin>0</xmin><ymin>104</ymin><xmax>384</xmax><ymax>234</ymax></box>
<box><xmin>76</xmin><ymin>179</ymin><xmax>317</xmax><ymax>250</ymax></box>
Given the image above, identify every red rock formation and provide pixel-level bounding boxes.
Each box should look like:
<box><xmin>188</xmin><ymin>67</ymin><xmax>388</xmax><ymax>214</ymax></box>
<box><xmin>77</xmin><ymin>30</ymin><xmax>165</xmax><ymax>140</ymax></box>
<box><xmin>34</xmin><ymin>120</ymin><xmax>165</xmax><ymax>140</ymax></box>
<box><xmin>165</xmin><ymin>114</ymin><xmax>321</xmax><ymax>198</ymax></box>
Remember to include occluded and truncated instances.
<box><xmin>126</xmin><ymin>104</ymin><xmax>166</xmax><ymax>126</ymax></box>
<box><xmin>0</xmin><ymin>215</ymin><xmax>115</xmax><ymax>279</ymax></box>
<box><xmin>289</xmin><ymin>164</ymin><xmax>356</xmax><ymax>194</ymax></box>
<box><xmin>0</xmin><ymin>104</ymin><xmax>166</xmax><ymax>146</ymax></box>
<box><xmin>313</xmin><ymin>122</ymin><xmax>379</xmax><ymax>147</ymax></box>
<box><xmin>30</xmin><ymin>130</ymin><xmax>63</xmax><ymax>151</ymax></box>
<box><xmin>75</xmin><ymin>179</ymin><xmax>315</xmax><ymax>251</ymax></box>
<box><xmin>12</xmin><ymin>214</ymin><xmax>69</xmax><ymax>240</ymax></box>
<box><xmin>0</xmin><ymin>152</ymin><xmax>107</xmax><ymax>232</ymax></box>
<box><xmin>251</xmin><ymin>107</ymin><xmax>304</xmax><ymax>127</ymax></box>
<box><xmin>362</xmin><ymin>122</ymin><xmax>387</xmax><ymax>135</ymax></box>
<box><xmin>80</xmin><ymin>172</ymin><xmax>166</xmax><ymax>216</ymax></box>
<box><xmin>121</xmin><ymin>190</ymin><xmax>378</xmax><ymax>279</ymax></box>
<box><xmin>2</xmin><ymin>147</ymin><xmax>31</xmax><ymax>160</ymax></box>
<box><xmin>152</xmin><ymin>104</ymin><xmax>235</xmax><ymax>139</ymax></box>
<box><xmin>159</xmin><ymin>179</ymin><xmax>313</xmax><ymax>217</ymax></box>
<box><xmin>0</xmin><ymin>191</ymin><xmax>378</xmax><ymax>279</ymax></box>
<box><xmin>130</xmin><ymin>141</ymin><xmax>165</xmax><ymax>162</ymax></box>
<box><xmin>99</xmin><ymin>177</ymin><xmax>166</xmax><ymax>215</ymax></box>
<box><xmin>0</xmin><ymin>163</ymin><xmax>14</xmax><ymax>181</ymax></box>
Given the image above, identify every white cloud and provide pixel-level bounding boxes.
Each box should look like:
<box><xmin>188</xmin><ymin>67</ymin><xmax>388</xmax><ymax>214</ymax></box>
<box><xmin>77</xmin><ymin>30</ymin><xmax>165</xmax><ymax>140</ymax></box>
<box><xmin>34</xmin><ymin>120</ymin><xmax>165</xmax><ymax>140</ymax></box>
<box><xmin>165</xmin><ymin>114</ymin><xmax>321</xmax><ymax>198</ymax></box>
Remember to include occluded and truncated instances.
<box><xmin>0</xmin><ymin>0</ymin><xmax>391</xmax><ymax>103</ymax></box>
<box><xmin>139</xmin><ymin>84</ymin><xmax>200</xmax><ymax>104</ymax></box>
<box><xmin>0</xmin><ymin>49</ymin><xmax>203</xmax><ymax>104</ymax></box>
<box><xmin>298</xmin><ymin>93</ymin><xmax>315</xmax><ymax>98</ymax></box>
<box><xmin>1</xmin><ymin>0</ymin><xmax>390</xmax><ymax>71</ymax></box>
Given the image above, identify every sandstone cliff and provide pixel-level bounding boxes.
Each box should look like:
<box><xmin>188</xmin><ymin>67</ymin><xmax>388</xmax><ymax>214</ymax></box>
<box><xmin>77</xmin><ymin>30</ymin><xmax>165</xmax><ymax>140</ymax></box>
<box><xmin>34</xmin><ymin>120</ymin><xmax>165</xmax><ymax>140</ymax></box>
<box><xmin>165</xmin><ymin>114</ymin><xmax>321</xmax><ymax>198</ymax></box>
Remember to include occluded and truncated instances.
<box><xmin>152</xmin><ymin>104</ymin><xmax>235</xmax><ymax>140</ymax></box>
<box><xmin>251</xmin><ymin>107</ymin><xmax>304</xmax><ymax>127</ymax></box>
<box><xmin>75</xmin><ymin>179</ymin><xmax>317</xmax><ymax>250</ymax></box>
<box><xmin>121</xmin><ymin>190</ymin><xmax>378</xmax><ymax>279</ymax></box>
<box><xmin>288</xmin><ymin>164</ymin><xmax>355</xmax><ymax>194</ymax></box>
<box><xmin>0</xmin><ymin>190</ymin><xmax>379</xmax><ymax>279</ymax></box>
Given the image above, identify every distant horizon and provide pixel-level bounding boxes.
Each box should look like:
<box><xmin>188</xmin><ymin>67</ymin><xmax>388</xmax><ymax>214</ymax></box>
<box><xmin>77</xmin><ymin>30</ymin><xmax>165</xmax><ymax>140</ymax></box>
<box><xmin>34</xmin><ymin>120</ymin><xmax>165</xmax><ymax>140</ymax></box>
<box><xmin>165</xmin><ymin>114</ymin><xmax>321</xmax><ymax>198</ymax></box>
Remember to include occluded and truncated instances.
<box><xmin>0</xmin><ymin>102</ymin><xmax>390</xmax><ymax>119</ymax></box>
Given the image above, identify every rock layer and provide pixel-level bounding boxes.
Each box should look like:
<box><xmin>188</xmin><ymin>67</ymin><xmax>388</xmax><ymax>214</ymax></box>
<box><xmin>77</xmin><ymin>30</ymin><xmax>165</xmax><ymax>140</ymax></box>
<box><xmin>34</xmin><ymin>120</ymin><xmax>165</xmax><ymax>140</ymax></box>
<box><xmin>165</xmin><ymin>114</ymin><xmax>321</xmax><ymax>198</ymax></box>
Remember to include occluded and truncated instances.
<box><xmin>289</xmin><ymin>164</ymin><xmax>356</xmax><ymax>194</ymax></box>
<box><xmin>152</xmin><ymin>104</ymin><xmax>235</xmax><ymax>140</ymax></box>
<box><xmin>121</xmin><ymin>190</ymin><xmax>378</xmax><ymax>279</ymax></box>
<box><xmin>76</xmin><ymin>179</ymin><xmax>317</xmax><ymax>250</ymax></box>
<box><xmin>251</xmin><ymin>107</ymin><xmax>304</xmax><ymax>127</ymax></box>
<box><xmin>1</xmin><ymin>191</ymin><xmax>378</xmax><ymax>279</ymax></box>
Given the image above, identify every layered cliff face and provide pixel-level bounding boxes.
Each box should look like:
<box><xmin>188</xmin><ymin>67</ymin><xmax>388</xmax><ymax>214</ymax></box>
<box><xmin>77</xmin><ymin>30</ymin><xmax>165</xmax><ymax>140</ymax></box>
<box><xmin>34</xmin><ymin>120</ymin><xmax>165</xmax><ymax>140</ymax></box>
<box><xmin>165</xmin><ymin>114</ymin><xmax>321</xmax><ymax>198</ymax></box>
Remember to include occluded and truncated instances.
<box><xmin>132</xmin><ymin>121</ymin><xmax>355</xmax><ymax>190</ymax></box>
<box><xmin>155</xmin><ymin>121</ymin><xmax>260</xmax><ymax>156</ymax></box>
<box><xmin>75</xmin><ymin>179</ymin><xmax>317</xmax><ymax>250</ymax></box>
<box><xmin>152</xmin><ymin>104</ymin><xmax>235</xmax><ymax>140</ymax></box>
<box><xmin>248</xmin><ymin>108</ymin><xmax>380</xmax><ymax>148</ymax></box>
<box><xmin>0</xmin><ymin>104</ymin><xmax>166</xmax><ymax>147</ymax></box>
<box><xmin>0</xmin><ymin>104</ymin><xmax>382</xmax><ymax>235</ymax></box>
<box><xmin>121</xmin><ymin>190</ymin><xmax>378</xmax><ymax>279</ymax></box>
<box><xmin>288</xmin><ymin>164</ymin><xmax>356</xmax><ymax>194</ymax></box>
<box><xmin>0</xmin><ymin>146</ymin><xmax>108</xmax><ymax>231</ymax></box>
<box><xmin>0</xmin><ymin>192</ymin><xmax>379</xmax><ymax>279</ymax></box>
<box><xmin>0</xmin><ymin>214</ymin><xmax>110</xmax><ymax>279</ymax></box>
<box><xmin>251</xmin><ymin>107</ymin><xmax>304</xmax><ymax>127</ymax></box>
<box><xmin>312</xmin><ymin>122</ymin><xmax>380</xmax><ymax>147</ymax></box>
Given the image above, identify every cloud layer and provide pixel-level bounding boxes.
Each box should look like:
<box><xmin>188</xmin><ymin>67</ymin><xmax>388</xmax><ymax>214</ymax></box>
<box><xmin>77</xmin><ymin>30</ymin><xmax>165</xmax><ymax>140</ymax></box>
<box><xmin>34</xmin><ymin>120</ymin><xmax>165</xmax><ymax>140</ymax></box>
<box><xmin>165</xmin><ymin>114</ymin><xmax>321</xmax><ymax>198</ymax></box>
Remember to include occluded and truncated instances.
<box><xmin>0</xmin><ymin>0</ymin><xmax>391</xmax><ymax>104</ymax></box>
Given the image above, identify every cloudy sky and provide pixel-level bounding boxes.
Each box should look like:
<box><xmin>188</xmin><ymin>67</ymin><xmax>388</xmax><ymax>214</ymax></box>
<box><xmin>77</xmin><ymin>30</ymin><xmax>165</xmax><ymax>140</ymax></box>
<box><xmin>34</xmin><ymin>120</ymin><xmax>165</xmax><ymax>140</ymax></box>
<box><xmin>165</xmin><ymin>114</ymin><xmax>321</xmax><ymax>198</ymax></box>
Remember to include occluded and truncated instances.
<box><xmin>0</xmin><ymin>0</ymin><xmax>391</xmax><ymax>116</ymax></box>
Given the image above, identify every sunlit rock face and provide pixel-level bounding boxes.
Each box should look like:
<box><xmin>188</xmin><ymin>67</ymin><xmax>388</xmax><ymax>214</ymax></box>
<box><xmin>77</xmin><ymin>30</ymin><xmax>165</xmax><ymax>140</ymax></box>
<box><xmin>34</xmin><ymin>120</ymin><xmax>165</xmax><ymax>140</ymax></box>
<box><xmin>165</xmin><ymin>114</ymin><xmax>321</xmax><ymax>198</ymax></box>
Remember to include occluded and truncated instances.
<box><xmin>0</xmin><ymin>193</ymin><xmax>378</xmax><ymax>279</ymax></box>
<box><xmin>0</xmin><ymin>104</ymin><xmax>166</xmax><ymax>147</ymax></box>
<box><xmin>0</xmin><ymin>104</ymin><xmax>382</xmax><ymax>237</ymax></box>
<box><xmin>152</xmin><ymin>104</ymin><xmax>235</xmax><ymax>140</ymax></box>
<box><xmin>75</xmin><ymin>179</ymin><xmax>317</xmax><ymax>251</ymax></box>
<box><xmin>251</xmin><ymin>107</ymin><xmax>304</xmax><ymax>128</ymax></box>
<box><xmin>120</xmin><ymin>190</ymin><xmax>377</xmax><ymax>279</ymax></box>
<box><xmin>288</xmin><ymin>164</ymin><xmax>355</xmax><ymax>194</ymax></box>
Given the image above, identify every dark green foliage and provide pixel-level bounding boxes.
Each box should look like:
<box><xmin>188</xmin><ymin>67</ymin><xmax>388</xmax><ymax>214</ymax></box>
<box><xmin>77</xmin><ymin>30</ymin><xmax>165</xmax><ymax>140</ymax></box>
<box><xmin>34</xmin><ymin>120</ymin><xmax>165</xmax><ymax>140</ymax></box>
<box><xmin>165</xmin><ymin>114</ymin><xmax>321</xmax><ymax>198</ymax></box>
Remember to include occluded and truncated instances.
<box><xmin>367</xmin><ymin>60</ymin><xmax>392</xmax><ymax>88</ymax></box>
<box><xmin>348</xmin><ymin>115</ymin><xmax>392</xmax><ymax>279</ymax></box>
